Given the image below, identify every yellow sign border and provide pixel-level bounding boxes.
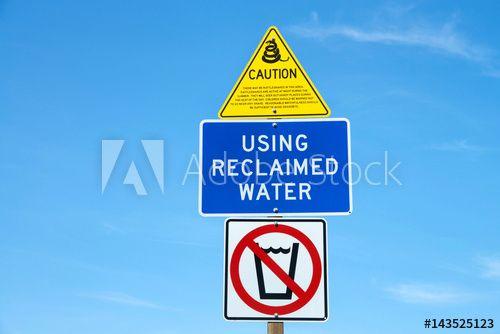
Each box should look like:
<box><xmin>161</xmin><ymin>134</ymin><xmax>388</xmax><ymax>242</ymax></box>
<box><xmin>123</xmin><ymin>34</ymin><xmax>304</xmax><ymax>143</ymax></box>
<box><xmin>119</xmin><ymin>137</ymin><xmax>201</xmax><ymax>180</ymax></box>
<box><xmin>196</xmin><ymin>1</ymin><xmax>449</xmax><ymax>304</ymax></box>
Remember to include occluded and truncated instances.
<box><xmin>218</xmin><ymin>26</ymin><xmax>331</xmax><ymax>119</ymax></box>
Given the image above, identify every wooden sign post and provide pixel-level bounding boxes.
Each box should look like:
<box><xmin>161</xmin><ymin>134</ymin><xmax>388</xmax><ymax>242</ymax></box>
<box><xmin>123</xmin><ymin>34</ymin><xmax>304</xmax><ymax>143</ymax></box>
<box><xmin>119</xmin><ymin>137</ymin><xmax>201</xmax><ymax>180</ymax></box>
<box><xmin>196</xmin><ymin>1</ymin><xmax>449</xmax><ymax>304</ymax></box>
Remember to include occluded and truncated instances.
<box><xmin>267</xmin><ymin>322</ymin><xmax>284</xmax><ymax>334</ymax></box>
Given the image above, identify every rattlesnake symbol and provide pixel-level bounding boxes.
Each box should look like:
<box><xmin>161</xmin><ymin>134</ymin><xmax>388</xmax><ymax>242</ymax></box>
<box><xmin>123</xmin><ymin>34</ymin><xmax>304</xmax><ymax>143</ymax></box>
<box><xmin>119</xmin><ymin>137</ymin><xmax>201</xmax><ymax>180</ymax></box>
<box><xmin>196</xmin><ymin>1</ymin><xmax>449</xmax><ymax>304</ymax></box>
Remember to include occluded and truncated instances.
<box><xmin>261</xmin><ymin>38</ymin><xmax>289</xmax><ymax>63</ymax></box>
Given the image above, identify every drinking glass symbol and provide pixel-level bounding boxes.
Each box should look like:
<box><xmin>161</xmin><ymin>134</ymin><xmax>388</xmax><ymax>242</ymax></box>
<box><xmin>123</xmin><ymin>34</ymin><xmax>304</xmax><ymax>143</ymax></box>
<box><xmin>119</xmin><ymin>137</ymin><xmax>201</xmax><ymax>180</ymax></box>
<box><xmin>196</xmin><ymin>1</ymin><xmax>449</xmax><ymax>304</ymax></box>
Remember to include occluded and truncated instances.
<box><xmin>254</xmin><ymin>243</ymin><xmax>299</xmax><ymax>300</ymax></box>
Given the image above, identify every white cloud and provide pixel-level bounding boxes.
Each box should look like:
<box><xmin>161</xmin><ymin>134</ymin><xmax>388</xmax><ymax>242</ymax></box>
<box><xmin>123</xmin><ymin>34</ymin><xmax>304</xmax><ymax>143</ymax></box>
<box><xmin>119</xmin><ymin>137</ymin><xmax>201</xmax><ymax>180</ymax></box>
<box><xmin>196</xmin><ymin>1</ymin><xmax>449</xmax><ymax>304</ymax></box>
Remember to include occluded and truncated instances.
<box><xmin>477</xmin><ymin>256</ymin><xmax>500</xmax><ymax>279</ymax></box>
<box><xmin>81</xmin><ymin>291</ymin><xmax>177</xmax><ymax>311</ymax></box>
<box><xmin>100</xmin><ymin>221</ymin><xmax>215</xmax><ymax>248</ymax></box>
<box><xmin>289</xmin><ymin>10</ymin><xmax>498</xmax><ymax>75</ymax></box>
<box><xmin>386</xmin><ymin>283</ymin><xmax>473</xmax><ymax>304</ymax></box>
<box><xmin>102</xmin><ymin>222</ymin><xmax>127</xmax><ymax>234</ymax></box>
<box><xmin>485</xmin><ymin>69</ymin><xmax>500</xmax><ymax>78</ymax></box>
<box><xmin>291</xmin><ymin>23</ymin><xmax>486</xmax><ymax>62</ymax></box>
<box><xmin>430</xmin><ymin>139</ymin><xmax>486</xmax><ymax>152</ymax></box>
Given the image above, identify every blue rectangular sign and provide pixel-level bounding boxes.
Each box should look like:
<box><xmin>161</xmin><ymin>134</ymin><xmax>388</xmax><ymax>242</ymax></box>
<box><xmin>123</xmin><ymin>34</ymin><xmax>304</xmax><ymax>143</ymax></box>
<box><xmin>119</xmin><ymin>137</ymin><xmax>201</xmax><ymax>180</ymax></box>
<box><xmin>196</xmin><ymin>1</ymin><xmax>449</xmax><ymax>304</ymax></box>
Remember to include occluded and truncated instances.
<box><xmin>199</xmin><ymin>119</ymin><xmax>352</xmax><ymax>216</ymax></box>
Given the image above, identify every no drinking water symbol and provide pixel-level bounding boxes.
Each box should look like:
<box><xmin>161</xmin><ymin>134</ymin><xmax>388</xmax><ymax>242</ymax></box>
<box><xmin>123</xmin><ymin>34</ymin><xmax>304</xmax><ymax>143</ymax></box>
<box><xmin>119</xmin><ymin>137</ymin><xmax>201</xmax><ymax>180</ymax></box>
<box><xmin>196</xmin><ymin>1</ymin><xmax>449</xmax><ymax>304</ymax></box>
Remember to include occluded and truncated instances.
<box><xmin>230</xmin><ymin>224</ymin><xmax>322</xmax><ymax>315</ymax></box>
<box><xmin>261</xmin><ymin>38</ymin><xmax>289</xmax><ymax>64</ymax></box>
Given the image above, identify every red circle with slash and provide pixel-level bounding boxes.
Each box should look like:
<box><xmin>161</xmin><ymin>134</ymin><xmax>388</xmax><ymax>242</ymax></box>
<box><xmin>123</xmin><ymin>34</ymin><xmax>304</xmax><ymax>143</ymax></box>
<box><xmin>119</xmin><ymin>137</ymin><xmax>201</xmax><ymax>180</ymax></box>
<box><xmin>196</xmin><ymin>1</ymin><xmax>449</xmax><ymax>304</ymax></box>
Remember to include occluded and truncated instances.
<box><xmin>230</xmin><ymin>224</ymin><xmax>322</xmax><ymax>316</ymax></box>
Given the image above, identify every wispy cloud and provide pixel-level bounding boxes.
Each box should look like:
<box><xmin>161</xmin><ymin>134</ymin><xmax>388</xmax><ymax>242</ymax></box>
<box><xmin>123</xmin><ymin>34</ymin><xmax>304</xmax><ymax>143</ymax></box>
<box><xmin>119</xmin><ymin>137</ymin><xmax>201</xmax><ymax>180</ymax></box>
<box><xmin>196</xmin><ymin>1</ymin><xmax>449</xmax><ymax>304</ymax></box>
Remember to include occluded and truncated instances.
<box><xmin>100</xmin><ymin>221</ymin><xmax>215</xmax><ymax>248</ymax></box>
<box><xmin>80</xmin><ymin>291</ymin><xmax>179</xmax><ymax>311</ymax></box>
<box><xmin>429</xmin><ymin>139</ymin><xmax>487</xmax><ymax>152</ymax></box>
<box><xmin>386</xmin><ymin>283</ymin><xmax>474</xmax><ymax>304</ymax></box>
<box><xmin>102</xmin><ymin>222</ymin><xmax>127</xmax><ymax>234</ymax></box>
<box><xmin>289</xmin><ymin>10</ymin><xmax>498</xmax><ymax>76</ymax></box>
<box><xmin>477</xmin><ymin>256</ymin><xmax>500</xmax><ymax>279</ymax></box>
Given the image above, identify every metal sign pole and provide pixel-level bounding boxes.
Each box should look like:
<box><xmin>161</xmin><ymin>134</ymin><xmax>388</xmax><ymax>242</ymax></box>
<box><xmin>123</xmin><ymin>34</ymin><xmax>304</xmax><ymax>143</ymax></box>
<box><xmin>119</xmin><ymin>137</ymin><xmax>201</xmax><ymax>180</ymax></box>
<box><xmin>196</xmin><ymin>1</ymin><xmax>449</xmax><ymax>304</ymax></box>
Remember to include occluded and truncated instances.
<box><xmin>267</xmin><ymin>322</ymin><xmax>284</xmax><ymax>334</ymax></box>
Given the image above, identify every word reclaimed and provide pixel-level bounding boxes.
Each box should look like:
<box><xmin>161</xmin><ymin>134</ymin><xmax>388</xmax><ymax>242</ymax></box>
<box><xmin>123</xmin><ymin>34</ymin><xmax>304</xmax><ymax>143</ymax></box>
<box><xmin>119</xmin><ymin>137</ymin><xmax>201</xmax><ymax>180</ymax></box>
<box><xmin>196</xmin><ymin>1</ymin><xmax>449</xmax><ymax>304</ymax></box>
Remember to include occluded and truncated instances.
<box><xmin>199</xmin><ymin>119</ymin><xmax>352</xmax><ymax>216</ymax></box>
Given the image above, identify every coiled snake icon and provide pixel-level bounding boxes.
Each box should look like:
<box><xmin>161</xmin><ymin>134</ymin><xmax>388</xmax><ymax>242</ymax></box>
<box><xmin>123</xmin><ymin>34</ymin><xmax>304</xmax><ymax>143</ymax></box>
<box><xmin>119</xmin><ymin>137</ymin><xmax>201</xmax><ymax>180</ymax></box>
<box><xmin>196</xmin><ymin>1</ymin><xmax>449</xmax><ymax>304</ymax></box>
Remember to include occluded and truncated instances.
<box><xmin>262</xmin><ymin>38</ymin><xmax>289</xmax><ymax>63</ymax></box>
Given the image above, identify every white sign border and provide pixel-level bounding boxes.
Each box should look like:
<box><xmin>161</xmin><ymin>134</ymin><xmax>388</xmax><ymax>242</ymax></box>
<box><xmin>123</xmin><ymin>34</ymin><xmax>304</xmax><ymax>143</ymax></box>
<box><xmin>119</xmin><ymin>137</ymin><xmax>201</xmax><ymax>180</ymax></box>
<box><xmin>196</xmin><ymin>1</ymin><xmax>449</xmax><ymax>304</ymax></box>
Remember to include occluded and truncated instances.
<box><xmin>198</xmin><ymin>118</ymin><xmax>353</xmax><ymax>217</ymax></box>
<box><xmin>223</xmin><ymin>218</ymin><xmax>329</xmax><ymax>322</ymax></box>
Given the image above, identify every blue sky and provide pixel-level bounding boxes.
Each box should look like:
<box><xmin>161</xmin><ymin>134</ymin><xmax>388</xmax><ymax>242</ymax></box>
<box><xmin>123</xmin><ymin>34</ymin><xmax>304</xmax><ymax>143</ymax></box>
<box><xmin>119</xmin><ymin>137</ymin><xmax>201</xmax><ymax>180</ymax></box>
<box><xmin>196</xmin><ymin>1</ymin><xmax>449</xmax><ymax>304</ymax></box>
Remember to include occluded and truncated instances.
<box><xmin>1</xmin><ymin>0</ymin><xmax>500</xmax><ymax>333</ymax></box>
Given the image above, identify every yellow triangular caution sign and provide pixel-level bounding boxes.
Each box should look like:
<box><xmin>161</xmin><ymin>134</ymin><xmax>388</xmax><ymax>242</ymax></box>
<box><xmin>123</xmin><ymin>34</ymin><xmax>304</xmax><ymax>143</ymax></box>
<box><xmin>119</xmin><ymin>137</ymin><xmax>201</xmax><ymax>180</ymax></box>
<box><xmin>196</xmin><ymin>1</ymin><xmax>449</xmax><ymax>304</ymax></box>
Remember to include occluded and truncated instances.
<box><xmin>219</xmin><ymin>26</ymin><xmax>331</xmax><ymax>119</ymax></box>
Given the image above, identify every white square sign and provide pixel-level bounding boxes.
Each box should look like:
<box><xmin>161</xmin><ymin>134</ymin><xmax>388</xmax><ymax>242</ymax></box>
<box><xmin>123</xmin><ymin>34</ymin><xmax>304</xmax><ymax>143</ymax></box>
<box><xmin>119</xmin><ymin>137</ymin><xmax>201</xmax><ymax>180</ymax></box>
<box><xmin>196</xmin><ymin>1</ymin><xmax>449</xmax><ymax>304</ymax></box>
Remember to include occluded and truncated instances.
<box><xmin>224</xmin><ymin>218</ymin><xmax>328</xmax><ymax>321</ymax></box>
